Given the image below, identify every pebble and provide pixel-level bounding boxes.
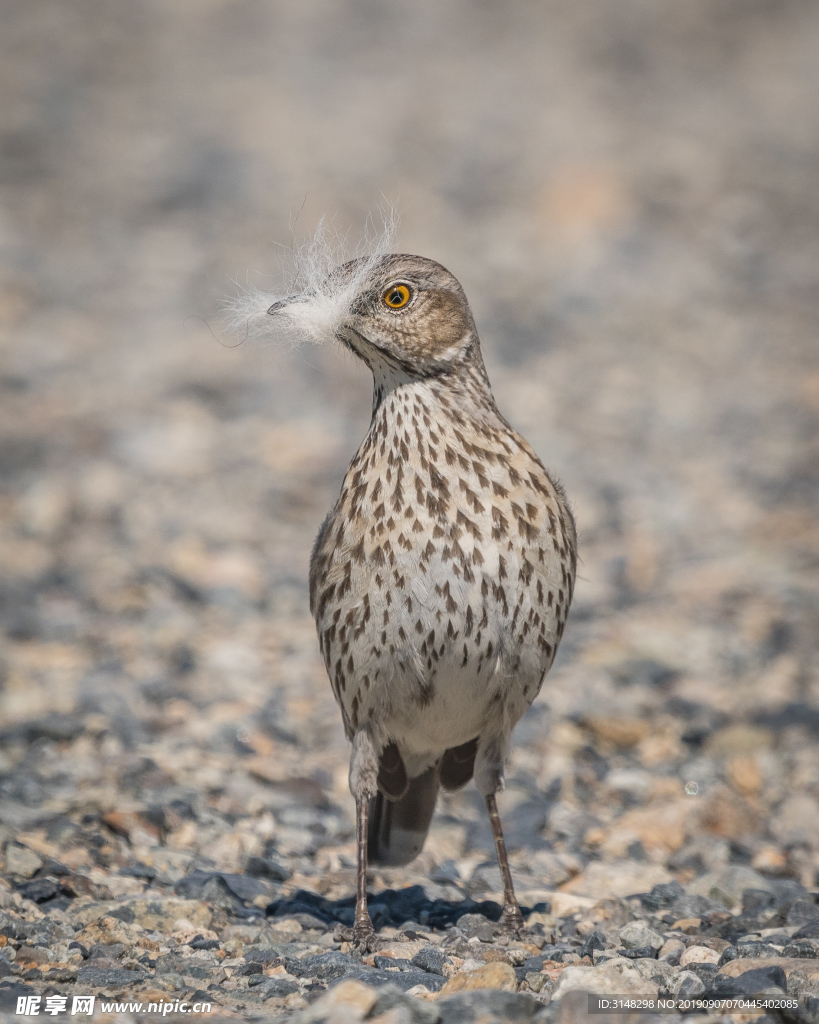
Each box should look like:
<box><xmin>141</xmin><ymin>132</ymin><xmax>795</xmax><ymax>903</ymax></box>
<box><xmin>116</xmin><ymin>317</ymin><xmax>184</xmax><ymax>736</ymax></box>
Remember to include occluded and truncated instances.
<box><xmin>437</xmin><ymin>962</ymin><xmax>518</xmax><ymax>994</ymax></box>
<box><xmin>680</xmin><ymin>945</ymin><xmax>721</xmax><ymax>967</ymax></box>
<box><xmin>618</xmin><ymin>921</ymin><xmax>664</xmax><ymax>951</ymax></box>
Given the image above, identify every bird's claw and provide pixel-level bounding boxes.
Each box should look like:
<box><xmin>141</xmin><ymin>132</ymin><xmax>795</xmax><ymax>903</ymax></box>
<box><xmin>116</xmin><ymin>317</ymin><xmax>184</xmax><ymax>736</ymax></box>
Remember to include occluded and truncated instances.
<box><xmin>334</xmin><ymin>920</ymin><xmax>378</xmax><ymax>952</ymax></box>
<box><xmin>499</xmin><ymin>904</ymin><xmax>524</xmax><ymax>937</ymax></box>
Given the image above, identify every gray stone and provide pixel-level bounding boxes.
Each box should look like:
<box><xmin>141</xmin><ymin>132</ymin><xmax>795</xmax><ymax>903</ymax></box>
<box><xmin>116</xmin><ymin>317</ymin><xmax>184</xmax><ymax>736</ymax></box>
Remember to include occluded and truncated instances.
<box><xmin>787</xmin><ymin>900</ymin><xmax>819</xmax><ymax>928</ymax></box>
<box><xmin>4</xmin><ymin>844</ymin><xmax>42</xmax><ymax>879</ymax></box>
<box><xmin>154</xmin><ymin>953</ymin><xmax>211</xmax><ymax>979</ymax></box>
<box><xmin>345</xmin><ymin>968</ymin><xmax>446</xmax><ymax>992</ymax></box>
<box><xmin>554</xmin><ymin>959</ymin><xmax>659</xmax><ymax>999</ymax></box>
<box><xmin>618</xmin><ymin>922</ymin><xmax>664</xmax><ymax>951</ymax></box>
<box><xmin>631</xmin><ymin>958</ymin><xmax>676</xmax><ymax>984</ymax></box>
<box><xmin>370</xmin><ymin>984</ymin><xmax>443</xmax><ymax>1022</ymax></box>
<box><xmin>436</xmin><ymin>990</ymin><xmax>545</xmax><ymax>1022</ymax></box>
<box><xmin>712</xmin><ymin>965</ymin><xmax>787</xmax><ymax>997</ymax></box>
<box><xmin>455</xmin><ymin>914</ymin><xmax>494</xmax><ymax>942</ymax></box>
<box><xmin>76</xmin><ymin>966</ymin><xmax>148</xmax><ymax>986</ymax></box>
<box><xmin>667</xmin><ymin>971</ymin><xmax>705</xmax><ymax>997</ymax></box>
<box><xmin>253</xmin><ymin>977</ymin><xmax>299</xmax><ymax>998</ymax></box>
<box><xmin>409</xmin><ymin>946</ymin><xmax>451</xmax><ymax>976</ymax></box>
<box><xmin>299</xmin><ymin>951</ymin><xmax>357</xmax><ymax>980</ymax></box>
<box><xmin>640</xmin><ymin>881</ymin><xmax>684</xmax><ymax>910</ymax></box>
<box><xmin>244</xmin><ymin>945</ymin><xmax>289</xmax><ymax>963</ymax></box>
<box><xmin>245</xmin><ymin>857</ymin><xmax>291</xmax><ymax>882</ymax></box>
<box><xmin>668</xmin><ymin>893</ymin><xmax>722</xmax><ymax>920</ymax></box>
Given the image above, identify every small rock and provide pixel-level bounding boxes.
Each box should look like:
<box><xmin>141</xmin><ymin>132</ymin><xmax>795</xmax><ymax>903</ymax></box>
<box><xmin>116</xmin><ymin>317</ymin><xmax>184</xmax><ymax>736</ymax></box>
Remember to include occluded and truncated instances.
<box><xmin>16</xmin><ymin>878</ymin><xmax>59</xmax><ymax>904</ymax></box>
<box><xmin>669</xmin><ymin>892</ymin><xmax>723</xmax><ymax>920</ymax></box>
<box><xmin>436</xmin><ymin>990</ymin><xmax>542</xmax><ymax>1022</ymax></box>
<box><xmin>255</xmin><ymin>977</ymin><xmax>299</xmax><ymax>998</ymax></box>
<box><xmin>712</xmin><ymin>964</ymin><xmax>787</xmax><ymax>997</ymax></box>
<box><xmin>296</xmin><ymin>979</ymin><xmax>379</xmax><ymax>1021</ymax></box>
<box><xmin>730</xmin><ymin>942</ymin><xmax>781</xmax><ymax>960</ymax></box>
<box><xmin>374</xmin><ymin>955</ymin><xmax>413</xmax><ymax>971</ymax></box>
<box><xmin>680</xmin><ymin>945</ymin><xmax>721</xmax><ymax>967</ymax></box>
<box><xmin>409</xmin><ymin>947</ymin><xmax>451</xmax><ymax>976</ymax></box>
<box><xmin>4</xmin><ymin>845</ymin><xmax>42</xmax><ymax>879</ymax></box>
<box><xmin>640</xmin><ymin>881</ymin><xmax>684</xmax><ymax>911</ymax></box>
<box><xmin>437</xmin><ymin>961</ymin><xmax>517</xmax><ymax>994</ymax></box>
<box><xmin>17</xmin><ymin>946</ymin><xmax>51</xmax><ymax>966</ymax></box>
<box><xmin>771</xmin><ymin>795</ymin><xmax>819</xmax><ymax>848</ymax></box>
<box><xmin>369</xmin><ymin>985</ymin><xmax>442</xmax><ymax>1023</ymax></box>
<box><xmin>670</xmin><ymin>917</ymin><xmax>702</xmax><ymax>934</ymax></box>
<box><xmin>299</xmin><ymin>951</ymin><xmax>358</xmax><ymax>981</ymax></box>
<box><xmin>244</xmin><ymin>856</ymin><xmax>291</xmax><ymax>882</ymax></box>
<box><xmin>525</xmin><ymin>971</ymin><xmax>550</xmax><ymax>993</ymax></box>
<box><xmin>783</xmin><ymin>944</ymin><xmax>819</xmax><ymax>959</ymax></box>
<box><xmin>554</xmin><ymin>958</ymin><xmax>658</xmax><ymax>999</ymax></box>
<box><xmin>619</xmin><ymin>922</ymin><xmax>663</xmax><ymax>951</ymax></box>
<box><xmin>631</xmin><ymin>959</ymin><xmax>675</xmax><ymax>984</ymax></box>
<box><xmin>787</xmin><ymin>900</ymin><xmax>819</xmax><ymax>928</ymax></box>
<box><xmin>582</xmin><ymin>716</ymin><xmax>650</xmax><ymax>748</ymax></box>
<box><xmin>786</xmin><ymin>964</ymin><xmax>819</xmax><ymax>1000</ymax></box>
<box><xmin>77</xmin><ymin>966</ymin><xmax>148</xmax><ymax>986</ymax></box>
<box><xmin>617</xmin><ymin>946</ymin><xmax>659</xmax><ymax>960</ymax></box>
<box><xmin>454</xmin><ymin>915</ymin><xmax>494</xmax><ymax>943</ymax></box>
<box><xmin>155</xmin><ymin>953</ymin><xmax>212</xmax><ymax>979</ymax></box>
<box><xmin>579</xmin><ymin>932</ymin><xmax>606</xmax><ymax>959</ymax></box>
<box><xmin>667</xmin><ymin>970</ymin><xmax>705</xmax><ymax>997</ymax></box>
<box><xmin>377</xmin><ymin>941</ymin><xmax>432</xmax><ymax>962</ymax></box>
<box><xmin>658</xmin><ymin>939</ymin><xmax>684</xmax><ymax>964</ymax></box>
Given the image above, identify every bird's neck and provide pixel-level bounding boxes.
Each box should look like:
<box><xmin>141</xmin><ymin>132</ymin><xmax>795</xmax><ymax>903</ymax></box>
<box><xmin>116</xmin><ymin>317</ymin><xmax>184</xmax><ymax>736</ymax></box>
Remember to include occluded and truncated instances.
<box><xmin>369</xmin><ymin>339</ymin><xmax>496</xmax><ymax>424</ymax></box>
<box><xmin>369</xmin><ymin>364</ymin><xmax>499</xmax><ymax>438</ymax></box>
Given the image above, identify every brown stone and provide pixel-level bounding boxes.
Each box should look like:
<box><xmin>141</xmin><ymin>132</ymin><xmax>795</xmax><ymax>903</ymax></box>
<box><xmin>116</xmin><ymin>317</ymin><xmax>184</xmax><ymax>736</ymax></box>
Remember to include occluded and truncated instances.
<box><xmin>581</xmin><ymin>716</ymin><xmax>651</xmax><ymax>749</ymax></box>
<box><xmin>693</xmin><ymin>784</ymin><xmax>761</xmax><ymax>840</ymax></box>
<box><xmin>73</xmin><ymin>918</ymin><xmax>133</xmax><ymax>948</ymax></box>
<box><xmin>478</xmin><ymin>947</ymin><xmax>514</xmax><ymax>964</ymax></box>
<box><xmin>299</xmin><ymin>980</ymin><xmax>379</xmax><ymax>1019</ymax></box>
<box><xmin>17</xmin><ymin>946</ymin><xmax>51</xmax><ymax>967</ymax></box>
<box><xmin>372</xmin><ymin>939</ymin><xmax>430</xmax><ymax>961</ymax></box>
<box><xmin>437</xmin><ymin>962</ymin><xmax>518</xmax><ymax>995</ymax></box>
<box><xmin>704</xmin><ymin>725</ymin><xmax>773</xmax><ymax>758</ymax></box>
<box><xmin>601</xmin><ymin>802</ymin><xmax>689</xmax><ymax>858</ymax></box>
<box><xmin>693</xmin><ymin>937</ymin><xmax>731</xmax><ymax>953</ymax></box>
<box><xmin>720</xmin><ymin>957</ymin><xmax>816</xmax><ymax>979</ymax></box>
<box><xmin>671</xmin><ymin>918</ymin><xmax>702</xmax><ymax>933</ymax></box>
<box><xmin>726</xmin><ymin>755</ymin><xmax>763</xmax><ymax>796</ymax></box>
<box><xmin>680</xmin><ymin>945</ymin><xmax>720</xmax><ymax>966</ymax></box>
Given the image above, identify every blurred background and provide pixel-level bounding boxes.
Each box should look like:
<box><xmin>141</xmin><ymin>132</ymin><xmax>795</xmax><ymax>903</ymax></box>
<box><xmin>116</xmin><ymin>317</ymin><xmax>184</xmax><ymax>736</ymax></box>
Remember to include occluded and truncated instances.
<box><xmin>1</xmin><ymin>0</ymin><xmax>818</xmax><ymax>910</ymax></box>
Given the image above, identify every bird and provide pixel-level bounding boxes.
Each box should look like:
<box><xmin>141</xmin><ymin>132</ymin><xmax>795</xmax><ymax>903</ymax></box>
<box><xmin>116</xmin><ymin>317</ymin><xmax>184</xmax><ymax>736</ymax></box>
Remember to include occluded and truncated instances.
<box><xmin>268</xmin><ymin>253</ymin><xmax>576</xmax><ymax>948</ymax></box>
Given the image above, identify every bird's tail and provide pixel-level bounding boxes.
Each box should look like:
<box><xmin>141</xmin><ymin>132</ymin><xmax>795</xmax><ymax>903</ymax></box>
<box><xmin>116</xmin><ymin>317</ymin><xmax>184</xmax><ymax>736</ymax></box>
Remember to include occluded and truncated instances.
<box><xmin>368</xmin><ymin>765</ymin><xmax>439</xmax><ymax>867</ymax></box>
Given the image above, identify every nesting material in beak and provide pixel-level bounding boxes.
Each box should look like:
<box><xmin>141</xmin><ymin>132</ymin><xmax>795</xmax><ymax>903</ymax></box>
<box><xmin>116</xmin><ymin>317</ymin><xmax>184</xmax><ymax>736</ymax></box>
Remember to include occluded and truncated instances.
<box><xmin>222</xmin><ymin>213</ymin><xmax>398</xmax><ymax>347</ymax></box>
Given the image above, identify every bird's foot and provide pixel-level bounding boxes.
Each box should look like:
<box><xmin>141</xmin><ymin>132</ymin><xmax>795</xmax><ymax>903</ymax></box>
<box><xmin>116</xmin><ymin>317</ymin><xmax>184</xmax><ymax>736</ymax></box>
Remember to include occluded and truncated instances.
<box><xmin>334</xmin><ymin>918</ymin><xmax>377</xmax><ymax>952</ymax></box>
<box><xmin>499</xmin><ymin>903</ymin><xmax>524</xmax><ymax>936</ymax></box>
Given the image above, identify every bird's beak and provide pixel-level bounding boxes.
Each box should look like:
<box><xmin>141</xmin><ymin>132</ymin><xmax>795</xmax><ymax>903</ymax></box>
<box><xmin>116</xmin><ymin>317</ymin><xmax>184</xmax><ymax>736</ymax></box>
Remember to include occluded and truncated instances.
<box><xmin>267</xmin><ymin>299</ymin><xmax>288</xmax><ymax>315</ymax></box>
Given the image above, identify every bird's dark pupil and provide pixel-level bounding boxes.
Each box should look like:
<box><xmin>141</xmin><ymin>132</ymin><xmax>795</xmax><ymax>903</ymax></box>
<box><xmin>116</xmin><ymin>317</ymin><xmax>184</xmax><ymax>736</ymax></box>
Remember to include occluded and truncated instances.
<box><xmin>390</xmin><ymin>290</ymin><xmax>401</xmax><ymax>304</ymax></box>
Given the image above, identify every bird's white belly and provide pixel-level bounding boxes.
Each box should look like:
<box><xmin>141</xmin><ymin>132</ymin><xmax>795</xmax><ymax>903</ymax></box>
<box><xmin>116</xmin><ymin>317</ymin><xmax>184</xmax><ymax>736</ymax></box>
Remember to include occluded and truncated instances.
<box><xmin>351</xmin><ymin>543</ymin><xmax>549</xmax><ymax>771</ymax></box>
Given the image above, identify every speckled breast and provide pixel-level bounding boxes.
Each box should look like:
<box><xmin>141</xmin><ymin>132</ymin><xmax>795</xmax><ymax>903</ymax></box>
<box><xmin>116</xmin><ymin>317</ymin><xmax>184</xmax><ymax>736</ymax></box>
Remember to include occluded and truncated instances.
<box><xmin>309</xmin><ymin>382</ymin><xmax>576</xmax><ymax>748</ymax></box>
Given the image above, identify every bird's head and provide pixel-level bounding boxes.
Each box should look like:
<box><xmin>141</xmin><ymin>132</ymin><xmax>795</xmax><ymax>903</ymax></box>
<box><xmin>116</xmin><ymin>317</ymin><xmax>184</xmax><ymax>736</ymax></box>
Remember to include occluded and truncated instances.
<box><xmin>267</xmin><ymin>254</ymin><xmax>483</xmax><ymax>383</ymax></box>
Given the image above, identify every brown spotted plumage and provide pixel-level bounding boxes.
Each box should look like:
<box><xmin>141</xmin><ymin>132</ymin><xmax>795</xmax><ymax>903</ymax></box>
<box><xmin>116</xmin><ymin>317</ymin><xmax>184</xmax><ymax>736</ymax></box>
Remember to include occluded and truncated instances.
<box><xmin>278</xmin><ymin>254</ymin><xmax>576</xmax><ymax>947</ymax></box>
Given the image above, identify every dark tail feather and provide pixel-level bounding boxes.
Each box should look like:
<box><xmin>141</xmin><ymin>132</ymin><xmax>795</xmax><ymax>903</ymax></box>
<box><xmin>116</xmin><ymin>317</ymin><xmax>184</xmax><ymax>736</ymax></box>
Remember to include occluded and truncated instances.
<box><xmin>368</xmin><ymin>766</ymin><xmax>439</xmax><ymax>867</ymax></box>
<box><xmin>440</xmin><ymin>736</ymin><xmax>478</xmax><ymax>791</ymax></box>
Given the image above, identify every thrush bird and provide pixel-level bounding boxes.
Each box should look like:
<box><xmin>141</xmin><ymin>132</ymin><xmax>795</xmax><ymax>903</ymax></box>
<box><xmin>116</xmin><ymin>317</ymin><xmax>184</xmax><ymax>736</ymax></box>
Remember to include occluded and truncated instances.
<box><xmin>269</xmin><ymin>254</ymin><xmax>576</xmax><ymax>948</ymax></box>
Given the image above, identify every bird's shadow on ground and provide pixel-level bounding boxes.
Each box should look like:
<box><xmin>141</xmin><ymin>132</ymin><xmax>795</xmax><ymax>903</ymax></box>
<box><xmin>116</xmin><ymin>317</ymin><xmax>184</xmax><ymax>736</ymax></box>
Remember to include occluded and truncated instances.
<box><xmin>266</xmin><ymin>884</ymin><xmax>550</xmax><ymax>930</ymax></box>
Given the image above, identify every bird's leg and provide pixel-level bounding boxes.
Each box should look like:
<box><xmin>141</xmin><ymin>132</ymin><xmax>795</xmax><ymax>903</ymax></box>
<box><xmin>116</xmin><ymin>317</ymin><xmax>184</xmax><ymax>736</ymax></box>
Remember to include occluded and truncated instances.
<box><xmin>486</xmin><ymin>792</ymin><xmax>524</xmax><ymax>934</ymax></box>
<box><xmin>352</xmin><ymin>796</ymin><xmax>376</xmax><ymax>949</ymax></box>
<box><xmin>334</xmin><ymin>730</ymin><xmax>379</xmax><ymax>950</ymax></box>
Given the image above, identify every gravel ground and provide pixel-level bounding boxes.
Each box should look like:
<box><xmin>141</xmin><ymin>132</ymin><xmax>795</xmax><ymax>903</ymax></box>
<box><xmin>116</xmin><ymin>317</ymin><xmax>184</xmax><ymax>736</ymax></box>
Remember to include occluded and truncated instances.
<box><xmin>1</xmin><ymin>0</ymin><xmax>819</xmax><ymax>1020</ymax></box>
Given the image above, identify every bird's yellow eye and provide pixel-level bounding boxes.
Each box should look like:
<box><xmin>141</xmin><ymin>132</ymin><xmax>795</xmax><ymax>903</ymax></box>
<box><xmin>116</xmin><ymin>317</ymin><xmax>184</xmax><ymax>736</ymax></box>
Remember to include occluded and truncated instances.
<box><xmin>383</xmin><ymin>283</ymin><xmax>411</xmax><ymax>309</ymax></box>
